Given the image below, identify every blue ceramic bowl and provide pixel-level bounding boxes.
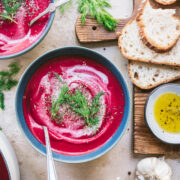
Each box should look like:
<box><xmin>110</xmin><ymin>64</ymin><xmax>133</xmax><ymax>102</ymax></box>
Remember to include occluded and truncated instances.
<box><xmin>0</xmin><ymin>132</ymin><xmax>20</xmax><ymax>180</ymax></box>
<box><xmin>0</xmin><ymin>0</ymin><xmax>55</xmax><ymax>60</ymax></box>
<box><xmin>15</xmin><ymin>47</ymin><xmax>130</xmax><ymax>163</ymax></box>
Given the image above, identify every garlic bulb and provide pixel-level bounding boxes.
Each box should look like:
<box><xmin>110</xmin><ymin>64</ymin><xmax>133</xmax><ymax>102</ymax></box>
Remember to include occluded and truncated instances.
<box><xmin>136</xmin><ymin>157</ymin><xmax>172</xmax><ymax>180</ymax></box>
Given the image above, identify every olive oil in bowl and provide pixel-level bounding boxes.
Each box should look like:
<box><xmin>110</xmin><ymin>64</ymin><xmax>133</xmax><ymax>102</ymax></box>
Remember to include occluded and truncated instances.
<box><xmin>154</xmin><ymin>93</ymin><xmax>180</xmax><ymax>133</ymax></box>
<box><xmin>145</xmin><ymin>84</ymin><xmax>180</xmax><ymax>144</ymax></box>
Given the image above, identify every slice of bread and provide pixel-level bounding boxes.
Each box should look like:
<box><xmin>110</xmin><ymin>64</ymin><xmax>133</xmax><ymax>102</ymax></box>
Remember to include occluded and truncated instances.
<box><xmin>118</xmin><ymin>19</ymin><xmax>180</xmax><ymax>66</ymax></box>
<box><xmin>128</xmin><ymin>61</ymin><xmax>180</xmax><ymax>89</ymax></box>
<box><xmin>155</xmin><ymin>0</ymin><xmax>177</xmax><ymax>5</ymax></box>
<box><xmin>137</xmin><ymin>0</ymin><xmax>180</xmax><ymax>52</ymax></box>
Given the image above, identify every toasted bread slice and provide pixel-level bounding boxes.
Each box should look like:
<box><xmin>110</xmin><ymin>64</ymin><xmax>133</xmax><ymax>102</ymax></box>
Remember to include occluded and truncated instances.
<box><xmin>128</xmin><ymin>61</ymin><xmax>180</xmax><ymax>89</ymax></box>
<box><xmin>155</xmin><ymin>0</ymin><xmax>176</xmax><ymax>5</ymax></box>
<box><xmin>137</xmin><ymin>0</ymin><xmax>180</xmax><ymax>52</ymax></box>
<box><xmin>118</xmin><ymin>19</ymin><xmax>180</xmax><ymax>66</ymax></box>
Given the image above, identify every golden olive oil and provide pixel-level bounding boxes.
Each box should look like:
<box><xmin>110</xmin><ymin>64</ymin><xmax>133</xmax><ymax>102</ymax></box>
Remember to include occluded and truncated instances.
<box><xmin>154</xmin><ymin>93</ymin><xmax>180</xmax><ymax>133</ymax></box>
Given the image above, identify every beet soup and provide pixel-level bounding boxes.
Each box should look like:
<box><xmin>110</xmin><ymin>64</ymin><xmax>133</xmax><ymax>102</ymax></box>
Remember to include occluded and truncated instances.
<box><xmin>23</xmin><ymin>55</ymin><xmax>125</xmax><ymax>155</ymax></box>
<box><xmin>0</xmin><ymin>152</ymin><xmax>10</xmax><ymax>180</ymax></box>
<box><xmin>0</xmin><ymin>0</ymin><xmax>51</xmax><ymax>55</ymax></box>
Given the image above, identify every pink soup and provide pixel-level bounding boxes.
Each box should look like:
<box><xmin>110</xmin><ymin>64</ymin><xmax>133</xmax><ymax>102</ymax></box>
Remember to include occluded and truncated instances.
<box><xmin>0</xmin><ymin>152</ymin><xmax>10</xmax><ymax>180</ymax></box>
<box><xmin>23</xmin><ymin>56</ymin><xmax>125</xmax><ymax>155</ymax></box>
<box><xmin>0</xmin><ymin>0</ymin><xmax>50</xmax><ymax>55</ymax></box>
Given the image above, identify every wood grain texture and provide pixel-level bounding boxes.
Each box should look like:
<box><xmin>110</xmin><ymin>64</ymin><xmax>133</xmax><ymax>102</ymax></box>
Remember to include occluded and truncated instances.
<box><xmin>75</xmin><ymin>0</ymin><xmax>180</xmax><ymax>43</ymax></box>
<box><xmin>134</xmin><ymin>80</ymin><xmax>180</xmax><ymax>155</ymax></box>
<box><xmin>75</xmin><ymin>0</ymin><xmax>142</xmax><ymax>43</ymax></box>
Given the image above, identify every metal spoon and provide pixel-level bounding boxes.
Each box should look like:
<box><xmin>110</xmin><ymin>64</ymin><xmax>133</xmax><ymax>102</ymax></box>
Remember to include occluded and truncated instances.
<box><xmin>30</xmin><ymin>0</ymin><xmax>71</xmax><ymax>26</ymax></box>
<box><xmin>43</xmin><ymin>126</ymin><xmax>58</xmax><ymax>180</ymax></box>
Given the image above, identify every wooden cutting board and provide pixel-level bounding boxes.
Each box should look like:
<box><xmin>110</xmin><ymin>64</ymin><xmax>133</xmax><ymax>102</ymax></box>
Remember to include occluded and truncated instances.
<box><xmin>75</xmin><ymin>0</ymin><xmax>180</xmax><ymax>43</ymax></box>
<box><xmin>134</xmin><ymin>80</ymin><xmax>180</xmax><ymax>155</ymax></box>
<box><xmin>76</xmin><ymin>0</ymin><xmax>180</xmax><ymax>154</ymax></box>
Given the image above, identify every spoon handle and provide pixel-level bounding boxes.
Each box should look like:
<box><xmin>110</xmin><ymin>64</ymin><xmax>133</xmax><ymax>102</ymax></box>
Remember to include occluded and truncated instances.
<box><xmin>43</xmin><ymin>126</ymin><xmax>58</xmax><ymax>180</ymax></box>
<box><xmin>30</xmin><ymin>0</ymin><xmax>71</xmax><ymax>26</ymax></box>
<box><xmin>55</xmin><ymin>0</ymin><xmax>72</xmax><ymax>8</ymax></box>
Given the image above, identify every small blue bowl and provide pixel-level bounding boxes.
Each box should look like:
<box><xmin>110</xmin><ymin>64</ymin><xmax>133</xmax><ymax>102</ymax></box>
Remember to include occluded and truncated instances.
<box><xmin>0</xmin><ymin>0</ymin><xmax>55</xmax><ymax>60</ymax></box>
<box><xmin>15</xmin><ymin>47</ymin><xmax>130</xmax><ymax>163</ymax></box>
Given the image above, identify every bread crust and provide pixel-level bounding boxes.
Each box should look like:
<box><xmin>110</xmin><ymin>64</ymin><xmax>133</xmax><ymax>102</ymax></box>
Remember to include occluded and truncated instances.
<box><xmin>155</xmin><ymin>0</ymin><xmax>177</xmax><ymax>5</ymax></box>
<box><xmin>128</xmin><ymin>61</ymin><xmax>180</xmax><ymax>89</ymax></box>
<box><xmin>137</xmin><ymin>0</ymin><xmax>180</xmax><ymax>52</ymax></box>
<box><xmin>138</xmin><ymin>28</ymin><xmax>175</xmax><ymax>53</ymax></box>
<box><xmin>118</xmin><ymin>19</ymin><xmax>180</xmax><ymax>67</ymax></box>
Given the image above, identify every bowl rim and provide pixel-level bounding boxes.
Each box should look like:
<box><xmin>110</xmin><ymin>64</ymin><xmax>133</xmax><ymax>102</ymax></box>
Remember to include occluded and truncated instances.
<box><xmin>145</xmin><ymin>83</ymin><xmax>180</xmax><ymax>145</ymax></box>
<box><xmin>0</xmin><ymin>0</ymin><xmax>55</xmax><ymax>60</ymax></box>
<box><xmin>0</xmin><ymin>132</ymin><xmax>20</xmax><ymax>180</ymax></box>
<box><xmin>15</xmin><ymin>46</ymin><xmax>131</xmax><ymax>163</ymax></box>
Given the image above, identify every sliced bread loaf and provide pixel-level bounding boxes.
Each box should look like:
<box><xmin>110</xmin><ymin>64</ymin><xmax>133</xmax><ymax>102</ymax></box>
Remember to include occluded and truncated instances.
<box><xmin>137</xmin><ymin>0</ymin><xmax>180</xmax><ymax>52</ymax></box>
<box><xmin>155</xmin><ymin>0</ymin><xmax>177</xmax><ymax>5</ymax></box>
<box><xmin>128</xmin><ymin>61</ymin><xmax>180</xmax><ymax>89</ymax></box>
<box><xmin>118</xmin><ymin>19</ymin><xmax>180</xmax><ymax>66</ymax></box>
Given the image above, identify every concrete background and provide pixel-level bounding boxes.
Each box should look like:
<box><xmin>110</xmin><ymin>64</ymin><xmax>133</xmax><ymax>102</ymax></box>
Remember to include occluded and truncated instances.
<box><xmin>0</xmin><ymin>0</ymin><xmax>179</xmax><ymax>179</ymax></box>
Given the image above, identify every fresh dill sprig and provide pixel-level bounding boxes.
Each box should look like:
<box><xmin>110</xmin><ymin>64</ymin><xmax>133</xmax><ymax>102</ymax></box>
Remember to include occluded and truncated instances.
<box><xmin>0</xmin><ymin>0</ymin><xmax>23</xmax><ymax>23</ymax></box>
<box><xmin>3</xmin><ymin>0</ymin><xmax>22</xmax><ymax>17</ymax></box>
<box><xmin>70</xmin><ymin>90</ymin><xmax>104</xmax><ymax>126</ymax></box>
<box><xmin>54</xmin><ymin>72</ymin><xmax>63</xmax><ymax>83</ymax></box>
<box><xmin>77</xmin><ymin>0</ymin><xmax>118</xmax><ymax>31</ymax></box>
<box><xmin>91</xmin><ymin>92</ymin><xmax>104</xmax><ymax>117</ymax></box>
<box><xmin>0</xmin><ymin>62</ymin><xmax>21</xmax><ymax>110</ymax></box>
<box><xmin>50</xmin><ymin>73</ymin><xmax>104</xmax><ymax>126</ymax></box>
<box><xmin>59</xmin><ymin>0</ymin><xmax>73</xmax><ymax>14</ymax></box>
<box><xmin>58</xmin><ymin>0</ymin><xmax>117</xmax><ymax>31</ymax></box>
<box><xmin>0</xmin><ymin>14</ymin><xmax>17</xmax><ymax>24</ymax></box>
<box><xmin>0</xmin><ymin>92</ymin><xmax>5</xmax><ymax>110</ymax></box>
<box><xmin>51</xmin><ymin>85</ymin><xmax>70</xmax><ymax>119</ymax></box>
<box><xmin>69</xmin><ymin>89</ymin><xmax>91</xmax><ymax>125</ymax></box>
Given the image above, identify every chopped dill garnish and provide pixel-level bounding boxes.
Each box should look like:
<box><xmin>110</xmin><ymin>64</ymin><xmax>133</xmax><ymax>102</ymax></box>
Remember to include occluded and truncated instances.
<box><xmin>0</xmin><ymin>0</ymin><xmax>23</xmax><ymax>23</ymax></box>
<box><xmin>0</xmin><ymin>14</ymin><xmax>17</xmax><ymax>24</ymax></box>
<box><xmin>50</xmin><ymin>73</ymin><xmax>104</xmax><ymax>126</ymax></box>
<box><xmin>3</xmin><ymin>0</ymin><xmax>22</xmax><ymax>17</ymax></box>
<box><xmin>54</xmin><ymin>72</ymin><xmax>63</xmax><ymax>83</ymax></box>
<box><xmin>0</xmin><ymin>92</ymin><xmax>5</xmax><ymax>110</ymax></box>
<box><xmin>0</xmin><ymin>62</ymin><xmax>21</xmax><ymax>110</ymax></box>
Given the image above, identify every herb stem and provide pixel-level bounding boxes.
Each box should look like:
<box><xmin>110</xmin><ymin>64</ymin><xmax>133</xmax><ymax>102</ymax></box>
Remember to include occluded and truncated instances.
<box><xmin>0</xmin><ymin>14</ymin><xmax>18</xmax><ymax>24</ymax></box>
<box><xmin>0</xmin><ymin>0</ymin><xmax>23</xmax><ymax>23</ymax></box>
<box><xmin>59</xmin><ymin>0</ymin><xmax>117</xmax><ymax>31</ymax></box>
<box><xmin>51</xmin><ymin>74</ymin><xmax>104</xmax><ymax>126</ymax></box>
<box><xmin>78</xmin><ymin>0</ymin><xmax>118</xmax><ymax>31</ymax></box>
<box><xmin>0</xmin><ymin>91</ymin><xmax>5</xmax><ymax>110</ymax></box>
<box><xmin>0</xmin><ymin>62</ymin><xmax>21</xmax><ymax>110</ymax></box>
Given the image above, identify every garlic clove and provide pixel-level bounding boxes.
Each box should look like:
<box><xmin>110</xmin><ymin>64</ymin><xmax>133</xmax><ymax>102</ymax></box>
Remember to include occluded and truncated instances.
<box><xmin>137</xmin><ymin>158</ymin><xmax>152</xmax><ymax>175</ymax></box>
<box><xmin>136</xmin><ymin>157</ymin><xmax>172</xmax><ymax>180</ymax></box>
<box><xmin>154</xmin><ymin>159</ymin><xmax>172</xmax><ymax>180</ymax></box>
<box><xmin>135</xmin><ymin>175</ymin><xmax>145</xmax><ymax>180</ymax></box>
<box><xmin>137</xmin><ymin>158</ymin><xmax>156</xmax><ymax>176</ymax></box>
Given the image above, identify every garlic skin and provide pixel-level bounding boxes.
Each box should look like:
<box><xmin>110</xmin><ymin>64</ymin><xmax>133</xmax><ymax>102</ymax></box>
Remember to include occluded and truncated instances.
<box><xmin>136</xmin><ymin>157</ymin><xmax>172</xmax><ymax>180</ymax></box>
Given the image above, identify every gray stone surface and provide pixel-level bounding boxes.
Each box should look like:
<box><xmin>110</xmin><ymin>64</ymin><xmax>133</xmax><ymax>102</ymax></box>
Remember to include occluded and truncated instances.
<box><xmin>0</xmin><ymin>0</ymin><xmax>179</xmax><ymax>179</ymax></box>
